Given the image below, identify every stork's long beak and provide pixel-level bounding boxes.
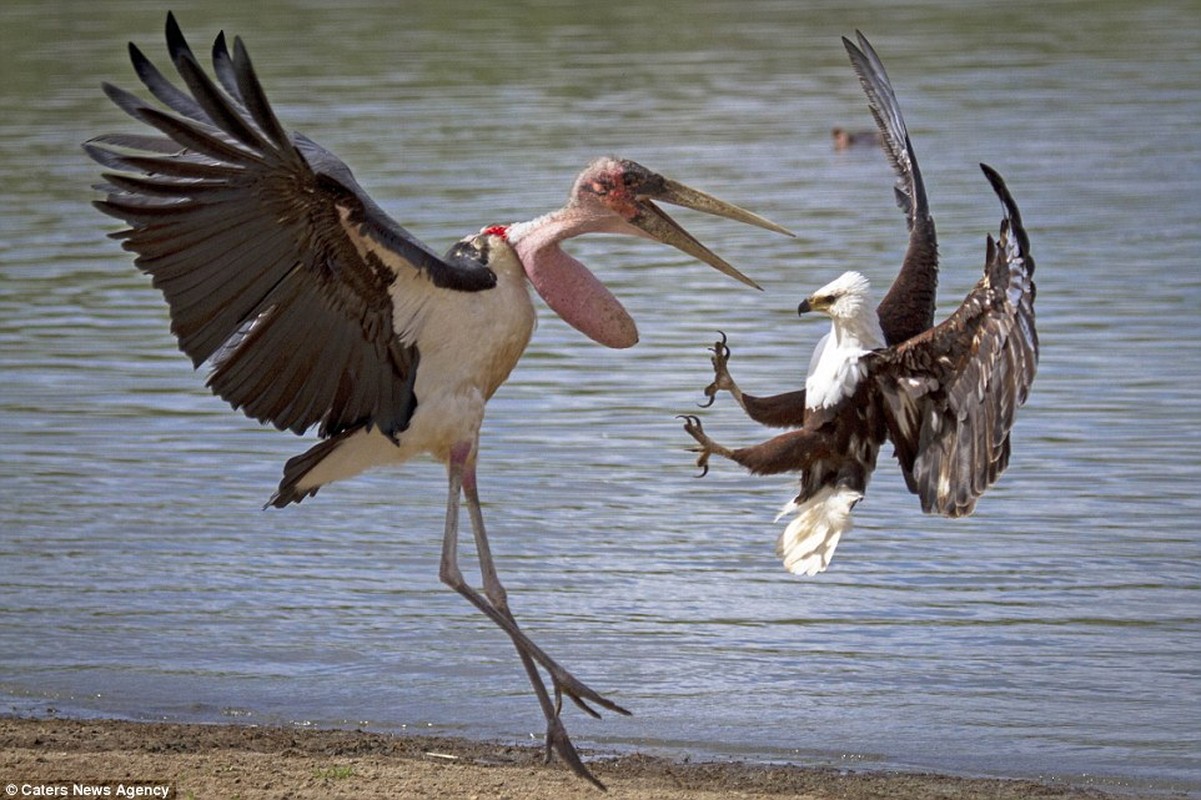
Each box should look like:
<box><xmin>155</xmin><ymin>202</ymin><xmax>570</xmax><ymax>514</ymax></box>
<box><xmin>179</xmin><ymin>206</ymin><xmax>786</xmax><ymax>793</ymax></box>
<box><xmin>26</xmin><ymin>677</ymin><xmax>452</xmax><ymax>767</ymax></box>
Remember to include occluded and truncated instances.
<box><xmin>626</xmin><ymin>173</ymin><xmax>794</xmax><ymax>291</ymax></box>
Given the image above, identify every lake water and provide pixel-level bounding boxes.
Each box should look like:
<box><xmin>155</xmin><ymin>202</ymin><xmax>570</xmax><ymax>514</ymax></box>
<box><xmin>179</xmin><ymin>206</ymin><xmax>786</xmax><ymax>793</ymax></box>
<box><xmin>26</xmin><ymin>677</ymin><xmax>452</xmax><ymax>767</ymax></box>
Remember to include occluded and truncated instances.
<box><xmin>1</xmin><ymin>0</ymin><xmax>1199</xmax><ymax>794</ymax></box>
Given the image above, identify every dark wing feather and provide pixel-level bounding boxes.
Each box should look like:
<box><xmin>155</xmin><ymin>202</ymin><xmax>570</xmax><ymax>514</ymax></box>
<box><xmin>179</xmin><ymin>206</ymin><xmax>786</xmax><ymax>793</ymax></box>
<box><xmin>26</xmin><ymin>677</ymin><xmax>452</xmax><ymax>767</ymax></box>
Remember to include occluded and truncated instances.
<box><xmin>86</xmin><ymin>12</ymin><xmax>495</xmax><ymax>441</ymax></box>
<box><xmin>209</xmin><ymin>32</ymin><xmax>247</xmax><ymax>106</ymax></box>
<box><xmin>871</xmin><ymin>164</ymin><xmax>1037</xmax><ymax>517</ymax></box>
<box><xmin>843</xmin><ymin>32</ymin><xmax>939</xmax><ymax>346</ymax></box>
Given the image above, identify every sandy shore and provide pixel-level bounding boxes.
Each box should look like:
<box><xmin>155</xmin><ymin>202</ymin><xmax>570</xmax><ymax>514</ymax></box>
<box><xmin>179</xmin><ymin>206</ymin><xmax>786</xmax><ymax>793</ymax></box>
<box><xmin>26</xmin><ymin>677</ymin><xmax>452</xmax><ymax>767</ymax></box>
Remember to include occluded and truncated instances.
<box><xmin>1</xmin><ymin>716</ymin><xmax>1172</xmax><ymax>800</ymax></box>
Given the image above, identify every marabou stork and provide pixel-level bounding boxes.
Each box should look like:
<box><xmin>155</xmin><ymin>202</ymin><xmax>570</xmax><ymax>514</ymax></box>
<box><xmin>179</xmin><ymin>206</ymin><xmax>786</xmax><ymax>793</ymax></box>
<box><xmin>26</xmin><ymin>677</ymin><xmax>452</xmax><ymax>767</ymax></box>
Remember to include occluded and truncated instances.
<box><xmin>680</xmin><ymin>33</ymin><xmax>1038</xmax><ymax>577</ymax></box>
<box><xmin>85</xmin><ymin>13</ymin><xmax>790</xmax><ymax>787</ymax></box>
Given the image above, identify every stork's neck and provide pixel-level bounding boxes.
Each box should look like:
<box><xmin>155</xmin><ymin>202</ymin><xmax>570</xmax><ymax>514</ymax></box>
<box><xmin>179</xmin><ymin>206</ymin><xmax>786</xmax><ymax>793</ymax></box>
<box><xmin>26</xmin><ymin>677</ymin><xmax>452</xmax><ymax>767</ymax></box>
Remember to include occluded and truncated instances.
<box><xmin>504</xmin><ymin>205</ymin><xmax>640</xmax><ymax>349</ymax></box>
<box><xmin>505</xmin><ymin>203</ymin><xmax>617</xmax><ymax>292</ymax></box>
<box><xmin>506</xmin><ymin>204</ymin><xmax>628</xmax><ymax>257</ymax></box>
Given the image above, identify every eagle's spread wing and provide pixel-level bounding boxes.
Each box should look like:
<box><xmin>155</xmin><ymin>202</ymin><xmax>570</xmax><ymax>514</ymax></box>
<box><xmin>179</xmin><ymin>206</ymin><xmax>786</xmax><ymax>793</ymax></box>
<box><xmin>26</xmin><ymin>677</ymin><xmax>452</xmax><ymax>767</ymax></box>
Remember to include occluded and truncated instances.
<box><xmin>843</xmin><ymin>31</ymin><xmax>938</xmax><ymax>345</ymax></box>
<box><xmin>871</xmin><ymin>165</ymin><xmax>1037</xmax><ymax>517</ymax></box>
<box><xmin>85</xmin><ymin>13</ymin><xmax>496</xmax><ymax>441</ymax></box>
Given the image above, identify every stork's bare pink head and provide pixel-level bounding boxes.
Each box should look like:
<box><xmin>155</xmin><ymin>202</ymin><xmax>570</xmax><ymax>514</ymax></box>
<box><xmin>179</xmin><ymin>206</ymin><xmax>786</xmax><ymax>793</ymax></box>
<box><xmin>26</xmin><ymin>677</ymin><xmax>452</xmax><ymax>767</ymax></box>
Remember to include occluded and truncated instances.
<box><xmin>496</xmin><ymin>157</ymin><xmax>790</xmax><ymax>348</ymax></box>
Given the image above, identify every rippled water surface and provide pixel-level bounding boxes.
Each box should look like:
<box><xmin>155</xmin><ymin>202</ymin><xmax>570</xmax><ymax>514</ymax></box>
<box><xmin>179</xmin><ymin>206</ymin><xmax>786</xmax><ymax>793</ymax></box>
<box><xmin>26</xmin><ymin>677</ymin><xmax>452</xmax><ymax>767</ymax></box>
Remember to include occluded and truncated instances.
<box><xmin>2</xmin><ymin>0</ymin><xmax>1199</xmax><ymax>794</ymax></box>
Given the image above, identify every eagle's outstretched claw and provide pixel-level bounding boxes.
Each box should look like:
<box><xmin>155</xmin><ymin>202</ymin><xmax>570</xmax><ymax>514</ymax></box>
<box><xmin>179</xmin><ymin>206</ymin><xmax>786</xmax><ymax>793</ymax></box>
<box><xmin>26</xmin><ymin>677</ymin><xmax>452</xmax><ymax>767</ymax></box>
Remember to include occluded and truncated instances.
<box><xmin>700</xmin><ymin>331</ymin><xmax>735</xmax><ymax>408</ymax></box>
<box><xmin>679</xmin><ymin>414</ymin><xmax>727</xmax><ymax>477</ymax></box>
<box><xmin>678</xmin><ymin>415</ymin><xmax>712</xmax><ymax>476</ymax></box>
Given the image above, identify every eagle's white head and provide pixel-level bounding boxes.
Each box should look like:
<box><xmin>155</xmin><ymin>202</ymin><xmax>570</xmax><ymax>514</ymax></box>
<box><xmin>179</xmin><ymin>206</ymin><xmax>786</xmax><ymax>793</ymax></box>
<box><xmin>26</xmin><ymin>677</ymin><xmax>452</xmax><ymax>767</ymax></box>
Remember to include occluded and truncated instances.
<box><xmin>798</xmin><ymin>270</ymin><xmax>874</xmax><ymax>321</ymax></box>
<box><xmin>800</xmin><ymin>271</ymin><xmax>886</xmax><ymax>409</ymax></box>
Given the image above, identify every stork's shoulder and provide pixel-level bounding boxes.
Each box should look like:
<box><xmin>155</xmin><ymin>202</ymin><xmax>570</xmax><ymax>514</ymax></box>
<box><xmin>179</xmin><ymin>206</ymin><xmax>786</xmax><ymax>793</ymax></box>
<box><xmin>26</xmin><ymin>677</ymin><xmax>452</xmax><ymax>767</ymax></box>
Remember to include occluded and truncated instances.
<box><xmin>397</xmin><ymin>230</ymin><xmax>535</xmax><ymax>401</ymax></box>
<box><xmin>292</xmin><ymin>134</ymin><xmax>498</xmax><ymax>294</ymax></box>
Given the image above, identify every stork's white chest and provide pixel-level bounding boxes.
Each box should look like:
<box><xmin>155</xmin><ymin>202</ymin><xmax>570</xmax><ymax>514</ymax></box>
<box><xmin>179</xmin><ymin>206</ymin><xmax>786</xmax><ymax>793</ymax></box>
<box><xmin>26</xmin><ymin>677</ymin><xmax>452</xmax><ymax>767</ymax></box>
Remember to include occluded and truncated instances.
<box><xmin>410</xmin><ymin>271</ymin><xmax>536</xmax><ymax>401</ymax></box>
<box><xmin>384</xmin><ymin>256</ymin><xmax>536</xmax><ymax>459</ymax></box>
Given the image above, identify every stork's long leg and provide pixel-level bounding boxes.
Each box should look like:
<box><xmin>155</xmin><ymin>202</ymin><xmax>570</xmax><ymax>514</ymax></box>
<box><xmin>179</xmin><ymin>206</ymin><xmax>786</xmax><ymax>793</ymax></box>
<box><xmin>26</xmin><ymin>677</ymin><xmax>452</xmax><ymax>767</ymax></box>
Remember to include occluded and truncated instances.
<box><xmin>459</xmin><ymin>460</ymin><xmax>609</xmax><ymax>790</ymax></box>
<box><xmin>438</xmin><ymin>442</ymin><xmax>627</xmax><ymax>788</ymax></box>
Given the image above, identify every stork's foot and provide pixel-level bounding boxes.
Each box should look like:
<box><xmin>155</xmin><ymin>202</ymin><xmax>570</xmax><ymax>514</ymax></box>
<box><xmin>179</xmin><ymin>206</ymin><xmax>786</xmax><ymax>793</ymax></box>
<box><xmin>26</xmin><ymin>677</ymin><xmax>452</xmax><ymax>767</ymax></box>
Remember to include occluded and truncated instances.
<box><xmin>544</xmin><ymin>692</ymin><xmax>607</xmax><ymax>790</ymax></box>
<box><xmin>700</xmin><ymin>331</ymin><xmax>737</xmax><ymax>408</ymax></box>
<box><xmin>498</xmin><ymin>621</ymin><xmax>626</xmax><ymax>788</ymax></box>
<box><xmin>546</xmin><ymin>666</ymin><xmax>630</xmax><ymax>720</ymax></box>
<box><xmin>511</xmin><ymin>639</ymin><xmax>628</xmax><ymax>787</ymax></box>
<box><xmin>523</xmin><ymin>661</ymin><xmax>626</xmax><ymax>789</ymax></box>
<box><xmin>678</xmin><ymin>414</ymin><xmax>734</xmax><ymax>477</ymax></box>
<box><xmin>491</xmin><ymin>611</ymin><xmax>625</xmax><ymax>789</ymax></box>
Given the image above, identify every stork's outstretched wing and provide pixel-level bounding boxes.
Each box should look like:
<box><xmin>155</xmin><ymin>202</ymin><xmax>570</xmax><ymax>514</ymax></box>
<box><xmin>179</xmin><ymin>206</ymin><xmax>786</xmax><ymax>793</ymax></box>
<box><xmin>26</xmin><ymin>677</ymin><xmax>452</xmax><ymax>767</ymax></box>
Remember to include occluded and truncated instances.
<box><xmin>871</xmin><ymin>164</ymin><xmax>1037</xmax><ymax>517</ymax></box>
<box><xmin>86</xmin><ymin>12</ymin><xmax>495</xmax><ymax>441</ymax></box>
<box><xmin>843</xmin><ymin>31</ymin><xmax>938</xmax><ymax>345</ymax></box>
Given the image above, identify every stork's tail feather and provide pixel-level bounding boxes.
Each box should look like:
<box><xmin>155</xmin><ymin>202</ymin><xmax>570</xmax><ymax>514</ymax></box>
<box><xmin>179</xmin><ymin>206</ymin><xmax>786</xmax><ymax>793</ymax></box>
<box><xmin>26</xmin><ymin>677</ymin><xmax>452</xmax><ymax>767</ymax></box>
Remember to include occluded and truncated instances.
<box><xmin>267</xmin><ymin>424</ymin><xmax>417</xmax><ymax>508</ymax></box>
<box><xmin>774</xmin><ymin>486</ymin><xmax>863</xmax><ymax>576</ymax></box>
<box><xmin>267</xmin><ymin>438</ymin><xmax>340</xmax><ymax>508</ymax></box>
<box><xmin>266</xmin><ymin>425</ymin><xmax>376</xmax><ymax>508</ymax></box>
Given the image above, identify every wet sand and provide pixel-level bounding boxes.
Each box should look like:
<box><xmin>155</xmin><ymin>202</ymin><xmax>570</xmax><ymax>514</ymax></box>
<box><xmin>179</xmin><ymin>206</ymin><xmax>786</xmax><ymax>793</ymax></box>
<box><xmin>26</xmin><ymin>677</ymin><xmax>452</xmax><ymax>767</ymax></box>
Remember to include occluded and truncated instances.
<box><xmin>1</xmin><ymin>715</ymin><xmax>1166</xmax><ymax>799</ymax></box>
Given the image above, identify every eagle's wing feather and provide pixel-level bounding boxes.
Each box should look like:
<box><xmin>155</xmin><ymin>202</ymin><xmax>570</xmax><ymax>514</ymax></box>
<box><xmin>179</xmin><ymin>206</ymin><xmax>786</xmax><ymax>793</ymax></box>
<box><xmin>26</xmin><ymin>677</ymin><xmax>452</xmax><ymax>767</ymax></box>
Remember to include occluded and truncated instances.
<box><xmin>843</xmin><ymin>31</ymin><xmax>939</xmax><ymax>345</ymax></box>
<box><xmin>871</xmin><ymin>164</ymin><xmax>1037</xmax><ymax>517</ymax></box>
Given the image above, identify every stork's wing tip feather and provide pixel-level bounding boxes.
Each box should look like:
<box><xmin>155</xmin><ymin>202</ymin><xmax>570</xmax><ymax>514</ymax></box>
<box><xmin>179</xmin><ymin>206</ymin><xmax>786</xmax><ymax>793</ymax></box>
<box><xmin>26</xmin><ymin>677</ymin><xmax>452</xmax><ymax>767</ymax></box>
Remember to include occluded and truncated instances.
<box><xmin>164</xmin><ymin>11</ymin><xmax>183</xmax><ymax>54</ymax></box>
<box><xmin>841</xmin><ymin>30</ymin><xmax>869</xmax><ymax>54</ymax></box>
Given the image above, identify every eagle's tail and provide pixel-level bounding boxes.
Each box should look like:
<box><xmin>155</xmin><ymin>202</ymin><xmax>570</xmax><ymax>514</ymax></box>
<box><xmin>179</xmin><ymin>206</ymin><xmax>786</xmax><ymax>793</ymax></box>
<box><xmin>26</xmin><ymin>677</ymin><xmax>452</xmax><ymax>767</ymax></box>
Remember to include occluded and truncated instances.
<box><xmin>774</xmin><ymin>486</ymin><xmax>864</xmax><ymax>576</ymax></box>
